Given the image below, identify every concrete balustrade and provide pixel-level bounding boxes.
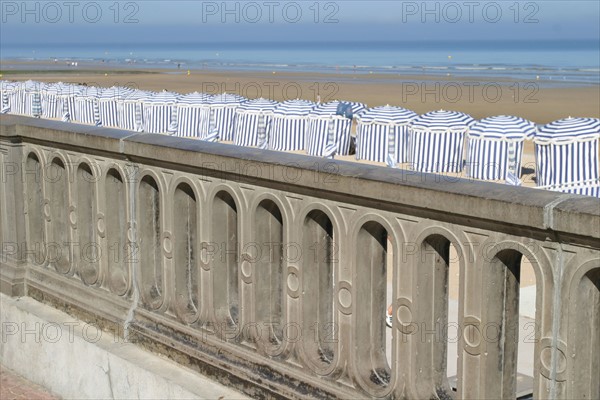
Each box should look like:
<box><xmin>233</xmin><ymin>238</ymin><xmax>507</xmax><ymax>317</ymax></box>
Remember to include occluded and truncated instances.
<box><xmin>1</xmin><ymin>115</ymin><xmax>599</xmax><ymax>399</ymax></box>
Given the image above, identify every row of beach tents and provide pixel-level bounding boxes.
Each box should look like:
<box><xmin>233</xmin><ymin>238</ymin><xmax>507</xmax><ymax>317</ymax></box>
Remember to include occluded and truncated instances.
<box><xmin>1</xmin><ymin>80</ymin><xmax>599</xmax><ymax>197</ymax></box>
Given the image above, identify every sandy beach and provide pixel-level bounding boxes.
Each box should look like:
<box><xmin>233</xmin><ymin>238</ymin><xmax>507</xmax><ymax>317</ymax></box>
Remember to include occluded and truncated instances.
<box><xmin>2</xmin><ymin>63</ymin><xmax>599</xmax><ymax>124</ymax></box>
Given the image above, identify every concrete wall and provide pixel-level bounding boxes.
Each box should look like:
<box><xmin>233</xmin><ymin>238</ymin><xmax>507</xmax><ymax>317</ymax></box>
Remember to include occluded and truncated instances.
<box><xmin>1</xmin><ymin>115</ymin><xmax>599</xmax><ymax>399</ymax></box>
<box><xmin>0</xmin><ymin>294</ymin><xmax>247</xmax><ymax>399</ymax></box>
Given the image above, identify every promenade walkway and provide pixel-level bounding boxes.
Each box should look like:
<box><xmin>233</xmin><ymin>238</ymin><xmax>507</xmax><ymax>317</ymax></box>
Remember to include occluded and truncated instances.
<box><xmin>0</xmin><ymin>365</ymin><xmax>59</xmax><ymax>400</ymax></box>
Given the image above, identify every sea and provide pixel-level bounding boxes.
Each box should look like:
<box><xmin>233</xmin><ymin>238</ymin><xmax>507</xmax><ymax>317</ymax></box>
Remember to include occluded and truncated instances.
<box><xmin>1</xmin><ymin>40</ymin><xmax>599</xmax><ymax>87</ymax></box>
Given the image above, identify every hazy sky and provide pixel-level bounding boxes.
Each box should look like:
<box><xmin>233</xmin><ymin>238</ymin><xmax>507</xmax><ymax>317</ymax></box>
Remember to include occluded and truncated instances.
<box><xmin>1</xmin><ymin>0</ymin><xmax>599</xmax><ymax>44</ymax></box>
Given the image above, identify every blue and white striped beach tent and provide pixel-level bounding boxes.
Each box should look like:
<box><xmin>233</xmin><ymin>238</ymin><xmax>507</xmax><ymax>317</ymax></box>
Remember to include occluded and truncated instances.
<box><xmin>409</xmin><ymin>110</ymin><xmax>475</xmax><ymax>173</ymax></box>
<box><xmin>18</xmin><ymin>80</ymin><xmax>44</xmax><ymax>117</ymax></box>
<box><xmin>10</xmin><ymin>81</ymin><xmax>26</xmax><ymax>115</ymax></box>
<box><xmin>26</xmin><ymin>82</ymin><xmax>47</xmax><ymax>118</ymax></box>
<box><xmin>5</xmin><ymin>80</ymin><xmax>27</xmax><ymax>115</ymax></box>
<box><xmin>466</xmin><ymin>115</ymin><xmax>537</xmax><ymax>184</ymax></box>
<box><xmin>269</xmin><ymin>99</ymin><xmax>317</xmax><ymax>151</ymax></box>
<box><xmin>1</xmin><ymin>81</ymin><xmax>17</xmax><ymax>114</ymax></box>
<box><xmin>98</xmin><ymin>86</ymin><xmax>134</xmax><ymax>128</ymax></box>
<box><xmin>233</xmin><ymin>98</ymin><xmax>279</xmax><ymax>148</ymax></box>
<box><xmin>355</xmin><ymin>105</ymin><xmax>417</xmax><ymax>166</ymax></box>
<box><xmin>74</xmin><ymin>86</ymin><xmax>102</xmax><ymax>126</ymax></box>
<box><xmin>143</xmin><ymin>90</ymin><xmax>180</xmax><ymax>134</ymax></box>
<box><xmin>9</xmin><ymin>82</ymin><xmax>21</xmax><ymax>114</ymax></box>
<box><xmin>57</xmin><ymin>83</ymin><xmax>83</xmax><ymax>122</ymax></box>
<box><xmin>40</xmin><ymin>83</ymin><xmax>62</xmax><ymax>119</ymax></box>
<box><xmin>176</xmin><ymin>92</ymin><xmax>212</xmax><ymax>138</ymax></box>
<box><xmin>535</xmin><ymin>117</ymin><xmax>600</xmax><ymax>196</ymax></box>
<box><xmin>208</xmin><ymin>93</ymin><xmax>246</xmax><ymax>141</ymax></box>
<box><xmin>119</xmin><ymin>90</ymin><xmax>152</xmax><ymax>132</ymax></box>
<box><xmin>306</xmin><ymin>101</ymin><xmax>367</xmax><ymax>157</ymax></box>
<box><xmin>0</xmin><ymin>81</ymin><xmax>8</xmax><ymax>114</ymax></box>
<box><xmin>30</xmin><ymin>81</ymin><xmax>45</xmax><ymax>117</ymax></box>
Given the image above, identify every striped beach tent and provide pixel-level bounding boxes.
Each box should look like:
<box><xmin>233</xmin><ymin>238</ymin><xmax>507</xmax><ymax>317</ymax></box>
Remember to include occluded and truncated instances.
<box><xmin>233</xmin><ymin>98</ymin><xmax>278</xmax><ymax>148</ymax></box>
<box><xmin>27</xmin><ymin>80</ymin><xmax>45</xmax><ymax>117</ymax></box>
<box><xmin>203</xmin><ymin>116</ymin><xmax>220</xmax><ymax>142</ymax></box>
<box><xmin>98</xmin><ymin>86</ymin><xmax>133</xmax><ymax>128</ymax></box>
<box><xmin>176</xmin><ymin>92</ymin><xmax>212</xmax><ymax>138</ymax></box>
<box><xmin>409</xmin><ymin>110</ymin><xmax>475</xmax><ymax>173</ymax></box>
<box><xmin>306</xmin><ymin>101</ymin><xmax>367</xmax><ymax>157</ymax></box>
<box><xmin>355</xmin><ymin>105</ymin><xmax>417</xmax><ymax>166</ymax></box>
<box><xmin>466</xmin><ymin>115</ymin><xmax>537</xmax><ymax>184</ymax></box>
<box><xmin>1</xmin><ymin>81</ymin><xmax>17</xmax><ymax>114</ymax></box>
<box><xmin>0</xmin><ymin>82</ymin><xmax>8</xmax><ymax>114</ymax></box>
<box><xmin>58</xmin><ymin>83</ymin><xmax>83</xmax><ymax>122</ymax></box>
<box><xmin>535</xmin><ymin>117</ymin><xmax>600</xmax><ymax>196</ymax></box>
<box><xmin>31</xmin><ymin>89</ymin><xmax>42</xmax><ymax>117</ymax></box>
<box><xmin>40</xmin><ymin>82</ymin><xmax>63</xmax><ymax>119</ymax></box>
<box><xmin>74</xmin><ymin>86</ymin><xmax>102</xmax><ymax>126</ymax></box>
<box><xmin>5</xmin><ymin>81</ymin><xmax>25</xmax><ymax>115</ymax></box>
<box><xmin>18</xmin><ymin>80</ymin><xmax>44</xmax><ymax>117</ymax></box>
<box><xmin>143</xmin><ymin>90</ymin><xmax>180</xmax><ymax>134</ymax></box>
<box><xmin>119</xmin><ymin>90</ymin><xmax>152</xmax><ymax>132</ymax></box>
<box><xmin>10</xmin><ymin>80</ymin><xmax>26</xmax><ymax>115</ymax></box>
<box><xmin>269</xmin><ymin>99</ymin><xmax>317</xmax><ymax>151</ymax></box>
<box><xmin>208</xmin><ymin>93</ymin><xmax>246</xmax><ymax>141</ymax></box>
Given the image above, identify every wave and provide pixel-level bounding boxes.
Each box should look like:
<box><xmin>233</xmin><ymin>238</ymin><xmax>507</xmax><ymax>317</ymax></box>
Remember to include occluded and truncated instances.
<box><xmin>2</xmin><ymin>55</ymin><xmax>598</xmax><ymax>85</ymax></box>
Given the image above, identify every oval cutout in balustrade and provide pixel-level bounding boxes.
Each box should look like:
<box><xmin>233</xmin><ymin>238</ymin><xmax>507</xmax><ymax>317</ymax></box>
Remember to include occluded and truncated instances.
<box><xmin>302</xmin><ymin>210</ymin><xmax>336</xmax><ymax>370</ymax></box>
<box><xmin>139</xmin><ymin>175</ymin><xmax>163</xmax><ymax>309</ymax></box>
<box><xmin>567</xmin><ymin>267</ymin><xmax>599</xmax><ymax>398</ymax></box>
<box><xmin>76</xmin><ymin>163</ymin><xmax>99</xmax><ymax>285</ymax></box>
<box><xmin>48</xmin><ymin>157</ymin><xmax>70</xmax><ymax>275</ymax></box>
<box><xmin>105</xmin><ymin>168</ymin><xmax>129</xmax><ymax>296</ymax></box>
<box><xmin>254</xmin><ymin>199</ymin><xmax>284</xmax><ymax>349</ymax></box>
<box><xmin>173</xmin><ymin>182</ymin><xmax>199</xmax><ymax>323</ymax></box>
<box><xmin>211</xmin><ymin>191</ymin><xmax>239</xmax><ymax>333</ymax></box>
<box><xmin>517</xmin><ymin>255</ymin><xmax>537</xmax><ymax>399</ymax></box>
<box><xmin>413</xmin><ymin>234</ymin><xmax>455</xmax><ymax>398</ymax></box>
<box><xmin>480</xmin><ymin>249</ymin><xmax>537</xmax><ymax>400</ymax></box>
<box><xmin>355</xmin><ymin>221</ymin><xmax>390</xmax><ymax>388</ymax></box>
<box><xmin>25</xmin><ymin>153</ymin><xmax>45</xmax><ymax>265</ymax></box>
<box><xmin>446</xmin><ymin>242</ymin><xmax>460</xmax><ymax>394</ymax></box>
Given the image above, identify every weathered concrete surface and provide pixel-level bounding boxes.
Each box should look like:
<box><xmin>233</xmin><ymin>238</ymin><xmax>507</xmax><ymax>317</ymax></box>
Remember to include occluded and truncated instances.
<box><xmin>0</xmin><ymin>294</ymin><xmax>248</xmax><ymax>400</ymax></box>
<box><xmin>0</xmin><ymin>115</ymin><xmax>135</xmax><ymax>155</ymax></box>
<box><xmin>2</xmin><ymin>115</ymin><xmax>598</xmax><ymax>243</ymax></box>
<box><xmin>122</xmin><ymin>127</ymin><xmax>595</xmax><ymax>241</ymax></box>
<box><xmin>1</xmin><ymin>115</ymin><xmax>599</xmax><ymax>400</ymax></box>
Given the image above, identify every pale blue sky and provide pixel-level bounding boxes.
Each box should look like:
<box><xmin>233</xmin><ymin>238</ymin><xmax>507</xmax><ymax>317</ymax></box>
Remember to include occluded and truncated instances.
<box><xmin>1</xmin><ymin>0</ymin><xmax>599</xmax><ymax>44</ymax></box>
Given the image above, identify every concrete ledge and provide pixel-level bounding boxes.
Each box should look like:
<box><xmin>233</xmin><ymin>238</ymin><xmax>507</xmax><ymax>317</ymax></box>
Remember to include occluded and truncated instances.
<box><xmin>552</xmin><ymin>196</ymin><xmax>600</xmax><ymax>239</ymax></box>
<box><xmin>2</xmin><ymin>115</ymin><xmax>134</xmax><ymax>155</ymax></box>
<box><xmin>0</xmin><ymin>120</ymin><xmax>17</xmax><ymax>138</ymax></box>
<box><xmin>0</xmin><ymin>260</ymin><xmax>26</xmax><ymax>297</ymax></box>
<box><xmin>0</xmin><ymin>294</ymin><xmax>248</xmax><ymax>400</ymax></box>
<box><xmin>2</xmin><ymin>115</ymin><xmax>598</xmax><ymax>244</ymax></box>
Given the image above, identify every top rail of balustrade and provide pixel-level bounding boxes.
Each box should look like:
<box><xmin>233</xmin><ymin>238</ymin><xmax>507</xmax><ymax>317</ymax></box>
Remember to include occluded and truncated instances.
<box><xmin>1</xmin><ymin>115</ymin><xmax>598</xmax><ymax>246</ymax></box>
